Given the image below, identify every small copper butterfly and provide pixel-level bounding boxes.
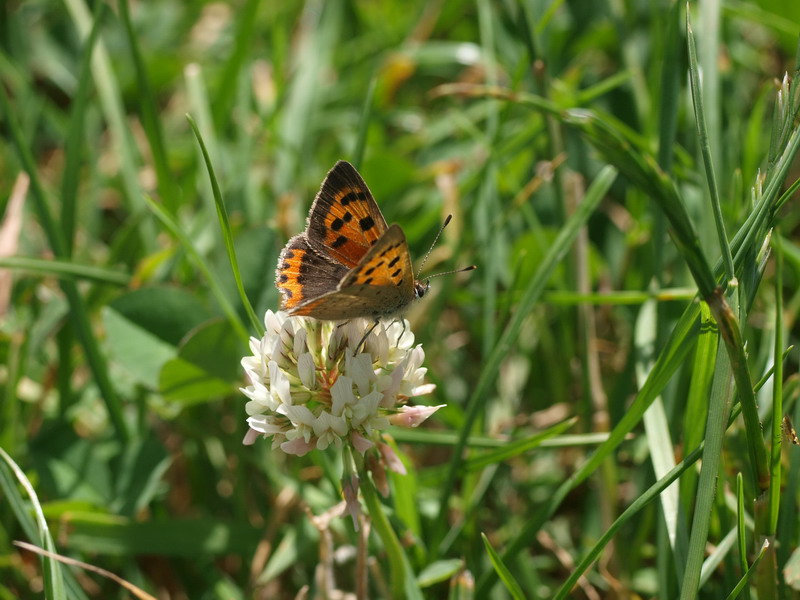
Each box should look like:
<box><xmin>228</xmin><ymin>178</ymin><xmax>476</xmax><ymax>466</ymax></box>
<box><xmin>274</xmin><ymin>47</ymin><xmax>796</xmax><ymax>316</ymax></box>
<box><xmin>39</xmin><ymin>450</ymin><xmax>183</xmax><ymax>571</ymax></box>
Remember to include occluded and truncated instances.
<box><xmin>275</xmin><ymin>161</ymin><xmax>471</xmax><ymax>320</ymax></box>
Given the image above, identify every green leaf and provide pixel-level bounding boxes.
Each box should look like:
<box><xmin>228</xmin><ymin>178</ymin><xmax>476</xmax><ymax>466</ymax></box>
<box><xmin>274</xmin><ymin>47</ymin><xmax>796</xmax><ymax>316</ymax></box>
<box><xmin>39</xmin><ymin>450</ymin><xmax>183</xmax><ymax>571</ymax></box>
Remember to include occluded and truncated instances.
<box><xmin>103</xmin><ymin>287</ymin><xmax>211</xmax><ymax>388</ymax></box>
<box><xmin>417</xmin><ymin>559</ymin><xmax>464</xmax><ymax>587</ymax></box>
<box><xmin>159</xmin><ymin>319</ymin><xmax>242</xmax><ymax>404</ymax></box>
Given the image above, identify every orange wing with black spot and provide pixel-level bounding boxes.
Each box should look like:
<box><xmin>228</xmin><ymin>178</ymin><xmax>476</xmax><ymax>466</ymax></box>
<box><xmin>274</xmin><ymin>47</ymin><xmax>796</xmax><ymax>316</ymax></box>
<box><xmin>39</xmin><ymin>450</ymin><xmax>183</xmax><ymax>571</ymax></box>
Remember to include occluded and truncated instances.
<box><xmin>287</xmin><ymin>225</ymin><xmax>416</xmax><ymax>320</ymax></box>
<box><xmin>305</xmin><ymin>161</ymin><xmax>388</xmax><ymax>269</ymax></box>
<box><xmin>275</xmin><ymin>235</ymin><xmax>348</xmax><ymax>311</ymax></box>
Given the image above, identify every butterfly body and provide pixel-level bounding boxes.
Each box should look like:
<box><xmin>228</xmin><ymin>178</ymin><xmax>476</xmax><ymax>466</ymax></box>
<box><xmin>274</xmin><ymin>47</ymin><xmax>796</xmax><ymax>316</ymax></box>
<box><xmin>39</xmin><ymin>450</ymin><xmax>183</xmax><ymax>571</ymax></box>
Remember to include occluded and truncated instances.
<box><xmin>276</xmin><ymin>161</ymin><xmax>429</xmax><ymax>321</ymax></box>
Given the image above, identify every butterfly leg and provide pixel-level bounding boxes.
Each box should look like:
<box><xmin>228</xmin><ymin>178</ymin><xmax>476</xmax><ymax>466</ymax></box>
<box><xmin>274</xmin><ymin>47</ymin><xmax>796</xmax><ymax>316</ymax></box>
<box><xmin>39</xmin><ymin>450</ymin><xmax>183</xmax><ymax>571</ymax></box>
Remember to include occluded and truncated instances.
<box><xmin>395</xmin><ymin>318</ymin><xmax>407</xmax><ymax>348</ymax></box>
<box><xmin>356</xmin><ymin>319</ymin><xmax>380</xmax><ymax>354</ymax></box>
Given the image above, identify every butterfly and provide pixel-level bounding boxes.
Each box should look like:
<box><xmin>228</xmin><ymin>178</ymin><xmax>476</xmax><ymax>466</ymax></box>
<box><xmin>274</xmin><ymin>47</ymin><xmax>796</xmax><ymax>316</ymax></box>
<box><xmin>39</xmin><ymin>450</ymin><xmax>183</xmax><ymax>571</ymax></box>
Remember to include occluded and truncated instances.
<box><xmin>275</xmin><ymin>161</ymin><xmax>465</xmax><ymax>321</ymax></box>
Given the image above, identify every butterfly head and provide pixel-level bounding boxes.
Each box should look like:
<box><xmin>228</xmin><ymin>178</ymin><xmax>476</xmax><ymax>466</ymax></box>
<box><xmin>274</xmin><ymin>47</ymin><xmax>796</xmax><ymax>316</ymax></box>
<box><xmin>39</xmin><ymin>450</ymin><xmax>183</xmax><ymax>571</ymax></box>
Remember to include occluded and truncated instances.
<box><xmin>415</xmin><ymin>279</ymin><xmax>431</xmax><ymax>299</ymax></box>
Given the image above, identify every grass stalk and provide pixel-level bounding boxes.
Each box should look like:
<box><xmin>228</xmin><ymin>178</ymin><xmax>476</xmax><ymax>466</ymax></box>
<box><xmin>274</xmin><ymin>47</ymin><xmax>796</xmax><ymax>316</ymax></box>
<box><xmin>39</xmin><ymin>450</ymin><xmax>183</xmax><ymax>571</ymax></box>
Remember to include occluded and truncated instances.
<box><xmin>187</xmin><ymin>115</ymin><xmax>263</xmax><ymax>337</ymax></box>
<box><xmin>431</xmin><ymin>165</ymin><xmax>617</xmax><ymax>557</ymax></box>
<box><xmin>686</xmin><ymin>14</ymin><xmax>735</xmax><ymax>282</ymax></box>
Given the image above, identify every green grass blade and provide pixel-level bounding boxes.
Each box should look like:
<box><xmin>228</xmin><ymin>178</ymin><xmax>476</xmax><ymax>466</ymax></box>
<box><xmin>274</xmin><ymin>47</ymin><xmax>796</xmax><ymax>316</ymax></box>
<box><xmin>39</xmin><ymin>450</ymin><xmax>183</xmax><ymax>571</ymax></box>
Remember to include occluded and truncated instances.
<box><xmin>212</xmin><ymin>0</ymin><xmax>260</xmax><ymax>130</ymax></box>
<box><xmin>142</xmin><ymin>195</ymin><xmax>250</xmax><ymax>344</ymax></box>
<box><xmin>768</xmin><ymin>233</ymin><xmax>784</xmax><ymax>534</ymax></box>
<box><xmin>726</xmin><ymin>541</ymin><xmax>770</xmax><ymax>600</ymax></box>
<box><xmin>686</xmin><ymin>13</ymin><xmax>735</xmax><ymax>282</ymax></box>
<box><xmin>187</xmin><ymin>114</ymin><xmax>263</xmax><ymax>336</ymax></box>
<box><xmin>680</xmin><ymin>343</ymin><xmax>734</xmax><ymax>600</ymax></box>
<box><xmin>352</xmin><ymin>75</ymin><xmax>377</xmax><ymax>170</ymax></box>
<box><xmin>735</xmin><ymin>473</ymin><xmax>750</xmax><ymax>600</ymax></box>
<box><xmin>477</xmin><ymin>297</ymin><xmax>702</xmax><ymax>595</ymax></box>
<box><xmin>481</xmin><ymin>533</ymin><xmax>526</xmax><ymax>600</ymax></box>
<box><xmin>636</xmin><ymin>298</ymin><xmax>687</xmax><ymax>569</ymax></box>
<box><xmin>461</xmin><ymin>417</ymin><xmax>576</xmax><ymax>472</ymax></box>
<box><xmin>357</xmin><ymin>457</ymin><xmax>423</xmax><ymax>600</ymax></box>
<box><xmin>0</xmin><ymin>448</ymin><xmax>66</xmax><ymax>600</ymax></box>
<box><xmin>0</xmin><ymin>256</ymin><xmax>130</xmax><ymax>285</ymax></box>
<box><xmin>117</xmin><ymin>0</ymin><xmax>176</xmax><ymax>211</ymax></box>
<box><xmin>60</xmin><ymin>0</ymin><xmax>106</xmax><ymax>255</ymax></box>
<box><xmin>681</xmin><ymin>303</ymin><xmax>718</xmax><ymax>514</ymax></box>
<box><xmin>430</xmin><ymin>165</ymin><xmax>618</xmax><ymax>556</ymax></box>
<box><xmin>554</xmin><ymin>443</ymin><xmax>705</xmax><ymax>599</ymax></box>
<box><xmin>63</xmin><ymin>0</ymin><xmax>148</xmax><ymax>225</ymax></box>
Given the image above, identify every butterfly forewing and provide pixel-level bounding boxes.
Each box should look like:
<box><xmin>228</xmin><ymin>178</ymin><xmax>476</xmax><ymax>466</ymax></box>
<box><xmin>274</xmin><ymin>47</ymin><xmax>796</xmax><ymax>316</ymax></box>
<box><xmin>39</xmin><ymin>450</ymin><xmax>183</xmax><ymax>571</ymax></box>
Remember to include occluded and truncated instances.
<box><xmin>305</xmin><ymin>161</ymin><xmax>388</xmax><ymax>269</ymax></box>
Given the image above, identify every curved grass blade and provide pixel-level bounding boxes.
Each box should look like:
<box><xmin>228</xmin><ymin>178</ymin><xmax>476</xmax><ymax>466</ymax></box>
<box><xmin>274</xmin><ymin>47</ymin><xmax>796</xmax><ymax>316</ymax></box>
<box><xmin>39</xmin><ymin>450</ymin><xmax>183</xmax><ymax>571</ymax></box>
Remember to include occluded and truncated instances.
<box><xmin>726</xmin><ymin>541</ymin><xmax>770</xmax><ymax>600</ymax></box>
<box><xmin>0</xmin><ymin>448</ymin><xmax>66</xmax><ymax>600</ymax></box>
<box><xmin>481</xmin><ymin>533</ymin><xmax>526</xmax><ymax>600</ymax></box>
<box><xmin>430</xmin><ymin>165</ymin><xmax>618</xmax><ymax>556</ymax></box>
<box><xmin>0</xmin><ymin>256</ymin><xmax>130</xmax><ymax>285</ymax></box>
<box><xmin>187</xmin><ymin>114</ymin><xmax>263</xmax><ymax>337</ymax></box>
<box><xmin>554</xmin><ymin>443</ymin><xmax>705</xmax><ymax>599</ymax></box>
<box><xmin>687</xmin><ymin>14</ymin><xmax>735</xmax><ymax>281</ymax></box>
<box><xmin>142</xmin><ymin>195</ymin><xmax>250</xmax><ymax>344</ymax></box>
<box><xmin>477</xmin><ymin>297</ymin><xmax>702</xmax><ymax>595</ymax></box>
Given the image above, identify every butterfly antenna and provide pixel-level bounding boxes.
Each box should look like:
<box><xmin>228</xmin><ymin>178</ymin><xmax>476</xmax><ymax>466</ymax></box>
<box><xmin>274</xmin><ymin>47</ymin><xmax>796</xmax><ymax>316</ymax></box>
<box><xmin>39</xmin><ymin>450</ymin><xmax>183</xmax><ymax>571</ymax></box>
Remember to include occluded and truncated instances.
<box><xmin>424</xmin><ymin>264</ymin><xmax>477</xmax><ymax>280</ymax></box>
<box><xmin>417</xmin><ymin>215</ymin><xmax>477</xmax><ymax>280</ymax></box>
<box><xmin>417</xmin><ymin>214</ymin><xmax>453</xmax><ymax>278</ymax></box>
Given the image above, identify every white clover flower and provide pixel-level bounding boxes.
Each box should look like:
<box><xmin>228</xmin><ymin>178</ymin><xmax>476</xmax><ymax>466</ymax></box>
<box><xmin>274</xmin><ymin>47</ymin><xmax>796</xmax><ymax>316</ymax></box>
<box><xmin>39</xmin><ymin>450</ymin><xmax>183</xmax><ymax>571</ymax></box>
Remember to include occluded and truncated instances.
<box><xmin>241</xmin><ymin>311</ymin><xmax>442</xmax><ymax>457</ymax></box>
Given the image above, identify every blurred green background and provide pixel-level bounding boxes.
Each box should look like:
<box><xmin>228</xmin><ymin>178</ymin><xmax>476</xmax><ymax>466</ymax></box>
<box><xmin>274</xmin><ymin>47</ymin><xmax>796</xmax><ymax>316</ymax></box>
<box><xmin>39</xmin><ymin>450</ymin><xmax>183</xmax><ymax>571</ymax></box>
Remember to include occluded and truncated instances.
<box><xmin>1</xmin><ymin>0</ymin><xmax>800</xmax><ymax>598</ymax></box>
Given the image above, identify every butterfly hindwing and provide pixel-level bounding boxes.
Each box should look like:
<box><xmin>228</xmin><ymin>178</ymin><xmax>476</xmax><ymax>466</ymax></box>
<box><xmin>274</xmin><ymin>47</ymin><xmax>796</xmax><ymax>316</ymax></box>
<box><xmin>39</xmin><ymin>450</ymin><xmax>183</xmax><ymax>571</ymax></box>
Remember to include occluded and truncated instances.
<box><xmin>276</xmin><ymin>234</ymin><xmax>349</xmax><ymax>310</ymax></box>
<box><xmin>288</xmin><ymin>225</ymin><xmax>416</xmax><ymax>320</ymax></box>
<box><xmin>305</xmin><ymin>161</ymin><xmax>388</xmax><ymax>269</ymax></box>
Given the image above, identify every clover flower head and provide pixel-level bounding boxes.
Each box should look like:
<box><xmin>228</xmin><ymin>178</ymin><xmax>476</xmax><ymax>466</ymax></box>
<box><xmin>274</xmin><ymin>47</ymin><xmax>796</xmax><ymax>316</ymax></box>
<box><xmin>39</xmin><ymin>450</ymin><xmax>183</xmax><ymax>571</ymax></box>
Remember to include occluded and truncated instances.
<box><xmin>241</xmin><ymin>311</ymin><xmax>441</xmax><ymax>457</ymax></box>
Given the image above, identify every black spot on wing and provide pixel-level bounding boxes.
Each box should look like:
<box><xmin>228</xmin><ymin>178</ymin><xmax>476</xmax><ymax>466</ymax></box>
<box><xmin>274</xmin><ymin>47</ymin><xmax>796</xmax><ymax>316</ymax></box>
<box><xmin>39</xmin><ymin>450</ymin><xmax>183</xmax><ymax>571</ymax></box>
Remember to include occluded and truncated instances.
<box><xmin>359</xmin><ymin>216</ymin><xmax>375</xmax><ymax>231</ymax></box>
<box><xmin>332</xmin><ymin>235</ymin><xmax>348</xmax><ymax>248</ymax></box>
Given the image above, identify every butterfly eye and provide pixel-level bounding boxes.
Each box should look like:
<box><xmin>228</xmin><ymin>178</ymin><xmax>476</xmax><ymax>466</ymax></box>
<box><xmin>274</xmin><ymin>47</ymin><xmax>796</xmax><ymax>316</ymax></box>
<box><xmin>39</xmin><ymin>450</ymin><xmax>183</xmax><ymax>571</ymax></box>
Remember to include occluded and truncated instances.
<box><xmin>415</xmin><ymin>281</ymin><xmax>430</xmax><ymax>299</ymax></box>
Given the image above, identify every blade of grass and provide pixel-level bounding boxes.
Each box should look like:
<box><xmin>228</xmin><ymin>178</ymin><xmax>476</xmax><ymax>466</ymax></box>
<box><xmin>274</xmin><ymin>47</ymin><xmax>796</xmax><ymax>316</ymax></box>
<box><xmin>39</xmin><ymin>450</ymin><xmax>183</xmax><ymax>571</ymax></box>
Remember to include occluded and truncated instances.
<box><xmin>0</xmin><ymin>449</ymin><xmax>66</xmax><ymax>600</ymax></box>
<box><xmin>546</xmin><ymin>288</ymin><xmax>697</xmax><ymax>305</ymax></box>
<box><xmin>63</xmin><ymin>0</ymin><xmax>150</xmax><ymax>232</ymax></box>
<box><xmin>681</xmin><ymin>302</ymin><xmax>718</xmax><ymax>516</ymax></box>
<box><xmin>0</xmin><ymin>83</ymin><xmax>129</xmax><ymax>442</ymax></box>
<box><xmin>117</xmin><ymin>0</ymin><xmax>176</xmax><ymax>211</ymax></box>
<box><xmin>726</xmin><ymin>541</ymin><xmax>770</xmax><ymax>600</ymax></box>
<box><xmin>0</xmin><ymin>256</ymin><xmax>131</xmax><ymax>285</ymax></box>
<box><xmin>554</xmin><ymin>443</ymin><xmax>704</xmax><ymax>599</ymax></box>
<box><xmin>477</xmin><ymin>296</ymin><xmax>701</xmax><ymax>595</ymax></box>
<box><xmin>356</xmin><ymin>456</ymin><xmax>423</xmax><ymax>600</ymax></box>
<box><xmin>60</xmin><ymin>0</ymin><xmax>106</xmax><ymax>255</ymax></box>
<box><xmin>352</xmin><ymin>74</ymin><xmax>377</xmax><ymax>170</ymax></box>
<box><xmin>736</xmin><ymin>473</ymin><xmax>751</xmax><ymax>600</ymax></box>
<box><xmin>481</xmin><ymin>533</ymin><xmax>526</xmax><ymax>600</ymax></box>
<box><xmin>461</xmin><ymin>417</ymin><xmax>576</xmax><ymax>472</ymax></box>
<box><xmin>429</xmin><ymin>165</ymin><xmax>617</xmax><ymax>557</ymax></box>
<box><xmin>768</xmin><ymin>233</ymin><xmax>784</xmax><ymax>534</ymax></box>
<box><xmin>636</xmin><ymin>298</ymin><xmax>687</xmax><ymax>570</ymax></box>
<box><xmin>687</xmin><ymin>12</ymin><xmax>735</xmax><ymax>282</ymax></box>
<box><xmin>142</xmin><ymin>195</ymin><xmax>250</xmax><ymax>343</ymax></box>
<box><xmin>212</xmin><ymin>0</ymin><xmax>260</xmax><ymax>131</ymax></box>
<box><xmin>185</xmin><ymin>63</ymin><xmax>220</xmax><ymax>207</ymax></box>
<box><xmin>187</xmin><ymin>115</ymin><xmax>263</xmax><ymax>336</ymax></box>
<box><xmin>680</xmin><ymin>342</ymin><xmax>734</xmax><ymax>599</ymax></box>
<box><xmin>390</xmin><ymin>428</ymin><xmax>613</xmax><ymax>449</ymax></box>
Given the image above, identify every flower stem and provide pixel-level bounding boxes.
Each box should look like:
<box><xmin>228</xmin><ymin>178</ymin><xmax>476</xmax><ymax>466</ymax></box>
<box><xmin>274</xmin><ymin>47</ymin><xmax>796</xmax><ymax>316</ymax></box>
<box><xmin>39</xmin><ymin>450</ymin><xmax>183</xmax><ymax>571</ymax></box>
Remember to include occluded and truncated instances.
<box><xmin>356</xmin><ymin>459</ymin><xmax>415</xmax><ymax>599</ymax></box>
